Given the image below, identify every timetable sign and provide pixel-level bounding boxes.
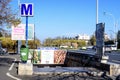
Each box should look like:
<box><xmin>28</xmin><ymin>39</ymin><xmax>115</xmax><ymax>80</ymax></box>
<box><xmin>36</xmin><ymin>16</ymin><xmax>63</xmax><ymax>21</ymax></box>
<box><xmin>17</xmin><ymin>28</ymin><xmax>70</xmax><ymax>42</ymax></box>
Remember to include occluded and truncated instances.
<box><xmin>20</xmin><ymin>3</ymin><xmax>33</xmax><ymax>16</ymax></box>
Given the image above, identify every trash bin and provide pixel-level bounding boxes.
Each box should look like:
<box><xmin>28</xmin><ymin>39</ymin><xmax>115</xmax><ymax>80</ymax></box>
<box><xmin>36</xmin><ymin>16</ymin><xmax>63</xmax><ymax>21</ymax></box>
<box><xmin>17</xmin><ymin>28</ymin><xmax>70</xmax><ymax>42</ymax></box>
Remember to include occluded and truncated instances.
<box><xmin>20</xmin><ymin>45</ymin><xmax>29</xmax><ymax>63</ymax></box>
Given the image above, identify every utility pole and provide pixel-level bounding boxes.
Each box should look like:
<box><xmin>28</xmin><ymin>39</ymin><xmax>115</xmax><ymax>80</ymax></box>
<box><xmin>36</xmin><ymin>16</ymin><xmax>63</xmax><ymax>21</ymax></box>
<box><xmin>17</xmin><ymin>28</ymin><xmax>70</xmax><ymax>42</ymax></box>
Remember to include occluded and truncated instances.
<box><xmin>103</xmin><ymin>12</ymin><xmax>117</xmax><ymax>46</ymax></box>
<box><xmin>96</xmin><ymin>0</ymin><xmax>98</xmax><ymax>24</ymax></box>
<box><xmin>17</xmin><ymin>0</ymin><xmax>21</xmax><ymax>54</ymax></box>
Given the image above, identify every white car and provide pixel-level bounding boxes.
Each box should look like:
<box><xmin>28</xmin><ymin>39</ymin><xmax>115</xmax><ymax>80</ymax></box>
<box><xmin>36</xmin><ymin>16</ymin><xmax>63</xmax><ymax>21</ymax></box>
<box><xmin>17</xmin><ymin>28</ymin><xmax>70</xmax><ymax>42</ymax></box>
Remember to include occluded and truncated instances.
<box><xmin>80</xmin><ymin>47</ymin><xmax>87</xmax><ymax>50</ymax></box>
<box><xmin>2</xmin><ymin>48</ymin><xmax>8</xmax><ymax>53</ymax></box>
<box><xmin>111</xmin><ymin>46</ymin><xmax>117</xmax><ymax>50</ymax></box>
<box><xmin>104</xmin><ymin>45</ymin><xmax>117</xmax><ymax>52</ymax></box>
<box><xmin>104</xmin><ymin>46</ymin><xmax>111</xmax><ymax>52</ymax></box>
<box><xmin>0</xmin><ymin>48</ymin><xmax>8</xmax><ymax>55</ymax></box>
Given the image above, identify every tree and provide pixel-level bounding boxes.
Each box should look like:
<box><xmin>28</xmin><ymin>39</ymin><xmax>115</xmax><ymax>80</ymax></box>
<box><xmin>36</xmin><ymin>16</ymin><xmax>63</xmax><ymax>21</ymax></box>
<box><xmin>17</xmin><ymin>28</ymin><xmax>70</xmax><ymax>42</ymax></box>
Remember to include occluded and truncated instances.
<box><xmin>117</xmin><ymin>30</ymin><xmax>120</xmax><ymax>48</ymax></box>
<box><xmin>77</xmin><ymin>40</ymin><xmax>86</xmax><ymax>47</ymax></box>
<box><xmin>43</xmin><ymin>38</ymin><xmax>53</xmax><ymax>46</ymax></box>
<box><xmin>28</xmin><ymin>39</ymin><xmax>41</xmax><ymax>49</ymax></box>
<box><xmin>89</xmin><ymin>35</ymin><xmax>96</xmax><ymax>46</ymax></box>
<box><xmin>0</xmin><ymin>31</ymin><xmax>3</xmax><ymax>37</ymax></box>
<box><xmin>71</xmin><ymin>43</ymin><xmax>78</xmax><ymax>48</ymax></box>
<box><xmin>0</xmin><ymin>0</ymin><xmax>21</xmax><ymax>27</ymax></box>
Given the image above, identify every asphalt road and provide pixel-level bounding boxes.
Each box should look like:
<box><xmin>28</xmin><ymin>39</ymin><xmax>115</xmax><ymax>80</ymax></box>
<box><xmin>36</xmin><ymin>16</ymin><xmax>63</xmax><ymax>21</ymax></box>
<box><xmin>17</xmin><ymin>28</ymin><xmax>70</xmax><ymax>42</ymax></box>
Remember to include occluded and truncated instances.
<box><xmin>105</xmin><ymin>51</ymin><xmax>120</xmax><ymax>64</ymax></box>
<box><xmin>0</xmin><ymin>55</ymin><xmax>15</xmax><ymax>80</ymax></box>
<box><xmin>72</xmin><ymin>49</ymin><xmax>120</xmax><ymax>64</ymax></box>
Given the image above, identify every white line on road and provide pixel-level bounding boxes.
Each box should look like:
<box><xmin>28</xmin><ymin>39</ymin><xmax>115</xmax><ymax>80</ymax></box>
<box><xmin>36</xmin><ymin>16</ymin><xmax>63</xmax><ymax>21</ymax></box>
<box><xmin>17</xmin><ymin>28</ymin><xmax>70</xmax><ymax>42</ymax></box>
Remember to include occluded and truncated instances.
<box><xmin>6</xmin><ymin>72</ymin><xmax>22</xmax><ymax>80</ymax></box>
<box><xmin>5</xmin><ymin>56</ymin><xmax>22</xmax><ymax>80</ymax></box>
<box><xmin>9</xmin><ymin>58</ymin><xmax>17</xmax><ymax>71</ymax></box>
<box><xmin>112</xmin><ymin>60</ymin><xmax>120</xmax><ymax>63</ymax></box>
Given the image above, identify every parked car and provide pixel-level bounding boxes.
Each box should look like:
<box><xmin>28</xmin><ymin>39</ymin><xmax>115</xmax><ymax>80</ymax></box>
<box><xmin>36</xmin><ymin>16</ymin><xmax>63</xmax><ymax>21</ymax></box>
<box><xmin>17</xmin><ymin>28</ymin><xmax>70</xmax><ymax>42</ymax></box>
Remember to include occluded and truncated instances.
<box><xmin>2</xmin><ymin>48</ymin><xmax>8</xmax><ymax>53</ymax></box>
<box><xmin>0</xmin><ymin>41</ymin><xmax>7</xmax><ymax>55</ymax></box>
<box><xmin>80</xmin><ymin>47</ymin><xmax>87</xmax><ymax>50</ymax></box>
<box><xmin>111</xmin><ymin>45</ymin><xmax>117</xmax><ymax>51</ymax></box>
<box><xmin>104</xmin><ymin>45</ymin><xmax>112</xmax><ymax>52</ymax></box>
<box><xmin>0</xmin><ymin>48</ymin><xmax>8</xmax><ymax>55</ymax></box>
<box><xmin>86</xmin><ymin>46</ymin><xmax>93</xmax><ymax>50</ymax></box>
<box><xmin>104</xmin><ymin>45</ymin><xmax>117</xmax><ymax>52</ymax></box>
<box><xmin>92</xmin><ymin>46</ymin><xmax>96</xmax><ymax>50</ymax></box>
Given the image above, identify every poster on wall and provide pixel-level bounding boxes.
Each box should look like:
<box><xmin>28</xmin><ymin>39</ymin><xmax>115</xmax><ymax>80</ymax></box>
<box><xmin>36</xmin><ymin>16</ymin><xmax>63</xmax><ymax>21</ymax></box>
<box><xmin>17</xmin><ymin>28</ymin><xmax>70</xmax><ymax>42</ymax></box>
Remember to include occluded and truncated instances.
<box><xmin>31</xmin><ymin>49</ymin><xmax>67</xmax><ymax>64</ymax></box>
<box><xmin>41</xmin><ymin>50</ymin><xmax>54</xmax><ymax>64</ymax></box>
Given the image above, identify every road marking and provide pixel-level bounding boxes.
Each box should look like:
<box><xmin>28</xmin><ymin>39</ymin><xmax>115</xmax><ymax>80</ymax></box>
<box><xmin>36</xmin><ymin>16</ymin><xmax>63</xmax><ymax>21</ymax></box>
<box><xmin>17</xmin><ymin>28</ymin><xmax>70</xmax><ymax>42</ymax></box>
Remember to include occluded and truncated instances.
<box><xmin>112</xmin><ymin>60</ymin><xmax>120</xmax><ymax>62</ymax></box>
<box><xmin>6</xmin><ymin>72</ymin><xmax>22</xmax><ymax>80</ymax></box>
<box><xmin>5</xmin><ymin>56</ymin><xmax>22</xmax><ymax>80</ymax></box>
<box><xmin>9</xmin><ymin>58</ymin><xmax>17</xmax><ymax>71</ymax></box>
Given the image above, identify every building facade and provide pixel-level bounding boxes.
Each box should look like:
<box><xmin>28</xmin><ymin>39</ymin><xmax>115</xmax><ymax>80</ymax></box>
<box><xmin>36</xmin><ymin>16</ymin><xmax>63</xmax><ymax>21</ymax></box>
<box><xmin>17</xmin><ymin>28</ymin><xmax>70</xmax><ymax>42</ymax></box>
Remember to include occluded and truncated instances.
<box><xmin>75</xmin><ymin>34</ymin><xmax>90</xmax><ymax>45</ymax></box>
<box><xmin>75</xmin><ymin>34</ymin><xmax>90</xmax><ymax>40</ymax></box>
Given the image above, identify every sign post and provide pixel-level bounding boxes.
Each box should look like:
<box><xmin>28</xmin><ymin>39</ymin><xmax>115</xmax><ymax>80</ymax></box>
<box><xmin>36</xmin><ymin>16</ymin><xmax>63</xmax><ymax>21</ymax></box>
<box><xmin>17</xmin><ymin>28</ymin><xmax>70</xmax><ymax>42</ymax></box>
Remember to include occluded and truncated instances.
<box><xmin>26</xmin><ymin>16</ymin><xmax>28</xmax><ymax>47</ymax></box>
<box><xmin>20</xmin><ymin>3</ymin><xmax>33</xmax><ymax>47</ymax></box>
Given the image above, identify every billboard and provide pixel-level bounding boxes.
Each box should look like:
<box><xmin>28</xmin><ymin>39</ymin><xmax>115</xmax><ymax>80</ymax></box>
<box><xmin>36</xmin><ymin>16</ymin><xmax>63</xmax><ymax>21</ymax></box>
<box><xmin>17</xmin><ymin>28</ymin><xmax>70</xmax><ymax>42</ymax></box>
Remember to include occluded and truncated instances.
<box><xmin>12</xmin><ymin>24</ymin><xmax>34</xmax><ymax>40</ymax></box>
<box><xmin>29</xmin><ymin>49</ymin><xmax>67</xmax><ymax>64</ymax></box>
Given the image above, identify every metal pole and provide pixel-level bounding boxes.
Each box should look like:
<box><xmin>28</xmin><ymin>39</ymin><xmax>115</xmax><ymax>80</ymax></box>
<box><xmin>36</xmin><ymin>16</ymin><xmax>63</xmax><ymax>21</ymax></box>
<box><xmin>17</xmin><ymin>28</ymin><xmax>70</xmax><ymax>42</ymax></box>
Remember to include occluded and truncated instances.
<box><xmin>34</xmin><ymin>25</ymin><xmax>36</xmax><ymax>48</ymax></box>
<box><xmin>18</xmin><ymin>0</ymin><xmax>21</xmax><ymax>17</ymax></box>
<box><xmin>26</xmin><ymin>16</ymin><xmax>28</xmax><ymax>47</ymax></box>
<box><xmin>96</xmin><ymin>0</ymin><xmax>98</xmax><ymax>24</ymax></box>
<box><xmin>18</xmin><ymin>0</ymin><xmax>21</xmax><ymax>54</ymax></box>
<box><xmin>18</xmin><ymin>0</ymin><xmax>20</xmax><ymax>6</ymax></box>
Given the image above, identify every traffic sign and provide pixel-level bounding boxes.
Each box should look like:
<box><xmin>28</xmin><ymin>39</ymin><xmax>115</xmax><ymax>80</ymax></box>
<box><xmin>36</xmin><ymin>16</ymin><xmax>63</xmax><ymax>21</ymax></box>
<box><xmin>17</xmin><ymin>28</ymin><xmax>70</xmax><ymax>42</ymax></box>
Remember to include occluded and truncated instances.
<box><xmin>20</xmin><ymin>3</ymin><xmax>33</xmax><ymax>16</ymax></box>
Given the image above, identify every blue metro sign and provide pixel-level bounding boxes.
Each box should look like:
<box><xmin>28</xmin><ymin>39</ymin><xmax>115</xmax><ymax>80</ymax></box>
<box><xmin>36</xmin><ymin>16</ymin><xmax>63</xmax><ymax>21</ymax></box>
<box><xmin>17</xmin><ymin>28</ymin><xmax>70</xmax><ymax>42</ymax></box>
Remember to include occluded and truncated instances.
<box><xmin>20</xmin><ymin>3</ymin><xmax>33</xmax><ymax>16</ymax></box>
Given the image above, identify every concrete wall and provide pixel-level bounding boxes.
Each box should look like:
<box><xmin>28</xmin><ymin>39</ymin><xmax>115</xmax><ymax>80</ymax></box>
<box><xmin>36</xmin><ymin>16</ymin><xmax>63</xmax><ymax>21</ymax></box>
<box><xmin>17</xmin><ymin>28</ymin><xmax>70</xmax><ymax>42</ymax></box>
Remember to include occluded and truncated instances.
<box><xmin>65</xmin><ymin>51</ymin><xmax>120</xmax><ymax>76</ymax></box>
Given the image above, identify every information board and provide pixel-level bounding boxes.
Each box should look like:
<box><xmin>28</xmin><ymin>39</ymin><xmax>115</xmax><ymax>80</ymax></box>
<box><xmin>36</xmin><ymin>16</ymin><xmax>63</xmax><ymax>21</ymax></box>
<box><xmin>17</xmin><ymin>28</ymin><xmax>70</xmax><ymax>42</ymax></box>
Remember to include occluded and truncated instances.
<box><xmin>41</xmin><ymin>50</ymin><xmax>54</xmax><ymax>64</ymax></box>
<box><xmin>12</xmin><ymin>24</ymin><xmax>34</xmax><ymax>40</ymax></box>
<box><xmin>96</xmin><ymin>23</ymin><xmax>105</xmax><ymax>47</ymax></box>
<box><xmin>12</xmin><ymin>24</ymin><xmax>25</xmax><ymax>40</ymax></box>
<box><xmin>96</xmin><ymin>23</ymin><xmax>105</xmax><ymax>59</ymax></box>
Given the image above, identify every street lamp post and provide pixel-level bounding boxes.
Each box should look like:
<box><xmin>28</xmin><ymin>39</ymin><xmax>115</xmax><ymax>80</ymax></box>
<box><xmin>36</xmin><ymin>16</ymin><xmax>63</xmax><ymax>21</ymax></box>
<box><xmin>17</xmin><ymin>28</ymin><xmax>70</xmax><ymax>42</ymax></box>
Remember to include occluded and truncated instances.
<box><xmin>109</xmin><ymin>30</ymin><xmax>116</xmax><ymax>42</ymax></box>
<box><xmin>104</xmin><ymin>12</ymin><xmax>117</xmax><ymax>46</ymax></box>
<box><xmin>17</xmin><ymin>0</ymin><xmax>21</xmax><ymax>54</ymax></box>
<box><xmin>96</xmin><ymin>0</ymin><xmax>98</xmax><ymax>24</ymax></box>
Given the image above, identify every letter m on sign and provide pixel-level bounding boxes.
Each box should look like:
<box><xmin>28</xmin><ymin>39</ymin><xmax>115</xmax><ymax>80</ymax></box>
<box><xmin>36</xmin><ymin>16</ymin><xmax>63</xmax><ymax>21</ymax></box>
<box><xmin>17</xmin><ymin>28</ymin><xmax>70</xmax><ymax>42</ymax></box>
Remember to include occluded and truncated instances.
<box><xmin>20</xmin><ymin>3</ymin><xmax>33</xmax><ymax>16</ymax></box>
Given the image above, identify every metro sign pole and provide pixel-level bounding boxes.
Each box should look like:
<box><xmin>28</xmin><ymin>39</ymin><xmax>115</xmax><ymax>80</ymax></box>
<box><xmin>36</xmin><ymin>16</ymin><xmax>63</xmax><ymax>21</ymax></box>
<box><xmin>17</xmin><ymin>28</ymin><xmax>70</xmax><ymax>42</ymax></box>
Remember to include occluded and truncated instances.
<box><xmin>20</xmin><ymin>3</ymin><xmax>33</xmax><ymax>47</ymax></box>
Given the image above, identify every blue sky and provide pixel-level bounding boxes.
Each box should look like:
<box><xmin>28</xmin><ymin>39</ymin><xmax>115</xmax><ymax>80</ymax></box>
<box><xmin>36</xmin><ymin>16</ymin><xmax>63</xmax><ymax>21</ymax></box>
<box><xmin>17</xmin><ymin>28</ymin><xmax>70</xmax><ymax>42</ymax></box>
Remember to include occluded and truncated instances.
<box><xmin>10</xmin><ymin>0</ymin><xmax>120</xmax><ymax>41</ymax></box>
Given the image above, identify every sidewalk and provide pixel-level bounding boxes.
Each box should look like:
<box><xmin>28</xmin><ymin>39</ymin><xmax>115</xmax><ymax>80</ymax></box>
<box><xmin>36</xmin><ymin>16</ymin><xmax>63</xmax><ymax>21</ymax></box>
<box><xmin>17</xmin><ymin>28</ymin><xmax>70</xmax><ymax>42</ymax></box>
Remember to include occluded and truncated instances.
<box><xmin>6</xmin><ymin>54</ymin><xmax>114</xmax><ymax>80</ymax></box>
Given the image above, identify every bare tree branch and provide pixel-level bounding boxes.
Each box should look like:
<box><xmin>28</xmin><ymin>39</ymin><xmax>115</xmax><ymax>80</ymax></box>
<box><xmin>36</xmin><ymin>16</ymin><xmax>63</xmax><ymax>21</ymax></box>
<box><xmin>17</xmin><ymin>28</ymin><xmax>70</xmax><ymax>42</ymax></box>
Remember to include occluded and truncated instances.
<box><xmin>0</xmin><ymin>0</ymin><xmax>21</xmax><ymax>27</ymax></box>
